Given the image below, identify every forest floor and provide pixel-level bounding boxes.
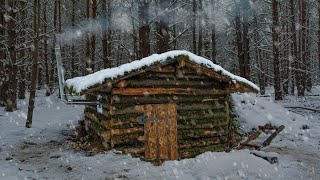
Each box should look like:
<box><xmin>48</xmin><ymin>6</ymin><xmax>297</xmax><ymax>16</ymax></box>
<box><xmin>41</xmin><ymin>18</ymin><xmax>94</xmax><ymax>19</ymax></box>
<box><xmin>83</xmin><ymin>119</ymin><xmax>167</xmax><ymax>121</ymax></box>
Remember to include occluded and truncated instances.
<box><xmin>0</xmin><ymin>87</ymin><xmax>320</xmax><ymax>180</ymax></box>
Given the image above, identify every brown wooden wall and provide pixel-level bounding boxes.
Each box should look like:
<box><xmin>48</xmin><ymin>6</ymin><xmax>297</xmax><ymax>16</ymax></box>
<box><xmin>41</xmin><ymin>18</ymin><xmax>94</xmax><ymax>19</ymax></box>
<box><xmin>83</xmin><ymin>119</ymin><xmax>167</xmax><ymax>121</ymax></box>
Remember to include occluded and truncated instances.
<box><xmin>83</xmin><ymin>63</ymin><xmax>242</xmax><ymax>159</ymax></box>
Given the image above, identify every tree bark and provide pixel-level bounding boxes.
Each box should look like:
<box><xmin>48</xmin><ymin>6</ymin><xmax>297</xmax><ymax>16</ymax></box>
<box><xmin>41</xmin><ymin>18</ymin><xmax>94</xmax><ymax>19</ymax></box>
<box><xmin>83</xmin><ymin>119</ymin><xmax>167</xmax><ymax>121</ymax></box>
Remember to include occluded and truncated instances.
<box><xmin>203</xmin><ymin>0</ymin><xmax>210</xmax><ymax>59</ymax></box>
<box><xmin>0</xmin><ymin>0</ymin><xmax>6</xmax><ymax>106</ymax></box>
<box><xmin>319</xmin><ymin>0</ymin><xmax>320</xmax><ymax>81</ymax></box>
<box><xmin>71</xmin><ymin>0</ymin><xmax>76</xmax><ymax>77</ymax></box>
<box><xmin>6</xmin><ymin>0</ymin><xmax>18</xmax><ymax>112</ymax></box>
<box><xmin>242</xmin><ymin>0</ymin><xmax>251</xmax><ymax>81</ymax></box>
<box><xmin>211</xmin><ymin>1</ymin><xmax>216</xmax><ymax>63</ymax></box>
<box><xmin>299</xmin><ymin>0</ymin><xmax>307</xmax><ymax>96</ymax></box>
<box><xmin>272</xmin><ymin>0</ymin><xmax>282</xmax><ymax>100</ymax></box>
<box><xmin>192</xmin><ymin>0</ymin><xmax>197</xmax><ymax>54</ymax></box>
<box><xmin>49</xmin><ymin>0</ymin><xmax>58</xmax><ymax>95</ymax></box>
<box><xmin>282</xmin><ymin>1</ymin><xmax>289</xmax><ymax>94</ymax></box>
<box><xmin>158</xmin><ymin>0</ymin><xmax>170</xmax><ymax>53</ymax></box>
<box><xmin>43</xmin><ymin>2</ymin><xmax>50</xmax><ymax>96</ymax></box>
<box><xmin>91</xmin><ymin>0</ymin><xmax>97</xmax><ymax>72</ymax></box>
<box><xmin>197</xmin><ymin>0</ymin><xmax>203</xmax><ymax>56</ymax></box>
<box><xmin>26</xmin><ymin>0</ymin><xmax>40</xmax><ymax>128</ymax></box>
<box><xmin>18</xmin><ymin>1</ymin><xmax>27</xmax><ymax>99</ymax></box>
<box><xmin>290</xmin><ymin>0</ymin><xmax>298</xmax><ymax>95</ymax></box>
<box><xmin>129</xmin><ymin>0</ymin><xmax>137</xmax><ymax>61</ymax></box>
<box><xmin>102</xmin><ymin>0</ymin><xmax>112</xmax><ymax>68</ymax></box>
<box><xmin>138</xmin><ymin>0</ymin><xmax>151</xmax><ymax>58</ymax></box>
<box><xmin>253</xmin><ymin>13</ymin><xmax>265</xmax><ymax>95</ymax></box>
<box><xmin>85</xmin><ymin>0</ymin><xmax>91</xmax><ymax>74</ymax></box>
<box><xmin>235</xmin><ymin>2</ymin><xmax>244</xmax><ymax>78</ymax></box>
<box><xmin>305</xmin><ymin>2</ymin><xmax>312</xmax><ymax>92</ymax></box>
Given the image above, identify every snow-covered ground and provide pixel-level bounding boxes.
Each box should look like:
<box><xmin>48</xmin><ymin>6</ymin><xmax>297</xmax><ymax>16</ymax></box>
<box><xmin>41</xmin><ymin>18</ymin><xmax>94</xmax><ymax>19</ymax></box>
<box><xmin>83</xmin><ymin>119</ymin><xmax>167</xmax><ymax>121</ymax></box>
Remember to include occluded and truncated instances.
<box><xmin>0</xmin><ymin>88</ymin><xmax>319</xmax><ymax>180</ymax></box>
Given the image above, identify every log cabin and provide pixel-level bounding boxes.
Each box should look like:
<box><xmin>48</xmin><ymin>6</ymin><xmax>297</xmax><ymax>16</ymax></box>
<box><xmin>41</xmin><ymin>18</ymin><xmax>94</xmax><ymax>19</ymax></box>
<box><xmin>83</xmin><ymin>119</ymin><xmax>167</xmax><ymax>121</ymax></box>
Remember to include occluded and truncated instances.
<box><xmin>65</xmin><ymin>50</ymin><xmax>259</xmax><ymax>164</ymax></box>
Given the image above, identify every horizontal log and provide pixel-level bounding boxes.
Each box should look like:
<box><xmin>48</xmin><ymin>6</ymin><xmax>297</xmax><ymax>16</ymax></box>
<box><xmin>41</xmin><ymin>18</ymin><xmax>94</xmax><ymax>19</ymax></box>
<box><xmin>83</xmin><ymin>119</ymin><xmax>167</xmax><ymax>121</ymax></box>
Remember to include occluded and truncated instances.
<box><xmin>178</xmin><ymin>129</ymin><xmax>226</xmax><ymax>140</ymax></box>
<box><xmin>84</xmin><ymin>108</ymin><xmax>109</xmax><ymax>121</ymax></box>
<box><xmin>111</xmin><ymin>94</ymin><xmax>226</xmax><ymax>105</ymax></box>
<box><xmin>116</xmin><ymin>147</ymin><xmax>145</xmax><ymax>156</ymax></box>
<box><xmin>136</xmin><ymin>72</ymin><xmax>213</xmax><ymax>80</ymax></box>
<box><xmin>177</xmin><ymin>123</ymin><xmax>228</xmax><ymax>130</ymax></box>
<box><xmin>111</xmin><ymin>133</ymin><xmax>144</xmax><ymax>147</ymax></box>
<box><xmin>177</xmin><ymin>109</ymin><xmax>227</xmax><ymax>119</ymax></box>
<box><xmin>177</xmin><ymin>112</ymin><xmax>227</xmax><ymax>121</ymax></box>
<box><xmin>177</xmin><ymin>101</ymin><xmax>225</xmax><ymax>111</ymax></box>
<box><xmin>109</xmin><ymin>112</ymin><xmax>144</xmax><ymax>120</ymax></box>
<box><xmin>111</xmin><ymin>127</ymin><xmax>144</xmax><ymax>136</ymax></box>
<box><xmin>104</xmin><ymin>118</ymin><xmax>140</xmax><ymax>128</ymax></box>
<box><xmin>85</xmin><ymin>112</ymin><xmax>100</xmax><ymax>122</ymax></box>
<box><xmin>184</xmin><ymin>60</ymin><xmax>230</xmax><ymax>82</ymax></box>
<box><xmin>115</xmin><ymin>79</ymin><xmax>219</xmax><ymax>88</ymax></box>
<box><xmin>178</xmin><ymin>137</ymin><xmax>228</xmax><ymax>149</ymax></box>
<box><xmin>81</xmin><ymin>81</ymin><xmax>113</xmax><ymax>95</ymax></box>
<box><xmin>179</xmin><ymin>144</ymin><xmax>228</xmax><ymax>159</ymax></box>
<box><xmin>110</xmin><ymin>105</ymin><xmax>144</xmax><ymax>115</ymax></box>
<box><xmin>177</xmin><ymin>115</ymin><xmax>228</xmax><ymax>126</ymax></box>
<box><xmin>112</xmin><ymin>88</ymin><xmax>233</xmax><ymax>96</ymax></box>
<box><xmin>150</xmin><ymin>66</ymin><xmax>176</xmax><ymax>73</ymax></box>
<box><xmin>86</xmin><ymin>120</ymin><xmax>108</xmax><ymax>137</ymax></box>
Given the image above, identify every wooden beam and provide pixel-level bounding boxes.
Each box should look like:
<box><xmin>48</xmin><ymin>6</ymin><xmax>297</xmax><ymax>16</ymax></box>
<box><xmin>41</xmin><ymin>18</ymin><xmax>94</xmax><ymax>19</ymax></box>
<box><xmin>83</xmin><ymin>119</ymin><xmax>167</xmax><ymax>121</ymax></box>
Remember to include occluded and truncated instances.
<box><xmin>184</xmin><ymin>60</ymin><xmax>230</xmax><ymax>82</ymax></box>
<box><xmin>112</xmin><ymin>88</ymin><xmax>233</xmax><ymax>96</ymax></box>
<box><xmin>111</xmin><ymin>127</ymin><xmax>144</xmax><ymax>136</ymax></box>
<box><xmin>114</xmin><ymin>79</ymin><xmax>219</xmax><ymax>88</ymax></box>
<box><xmin>151</xmin><ymin>66</ymin><xmax>176</xmax><ymax>73</ymax></box>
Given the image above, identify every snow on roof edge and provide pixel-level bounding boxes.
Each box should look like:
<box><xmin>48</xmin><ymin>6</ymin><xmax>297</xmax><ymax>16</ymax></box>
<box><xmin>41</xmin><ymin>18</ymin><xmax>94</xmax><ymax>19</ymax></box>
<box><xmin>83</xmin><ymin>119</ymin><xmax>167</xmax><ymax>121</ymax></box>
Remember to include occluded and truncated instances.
<box><xmin>65</xmin><ymin>50</ymin><xmax>260</xmax><ymax>93</ymax></box>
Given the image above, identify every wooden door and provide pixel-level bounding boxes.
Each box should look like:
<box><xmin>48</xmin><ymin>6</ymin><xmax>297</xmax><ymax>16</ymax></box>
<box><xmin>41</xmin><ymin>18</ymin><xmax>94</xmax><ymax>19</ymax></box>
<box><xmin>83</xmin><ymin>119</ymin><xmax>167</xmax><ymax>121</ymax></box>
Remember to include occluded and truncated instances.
<box><xmin>141</xmin><ymin>103</ymin><xmax>178</xmax><ymax>165</ymax></box>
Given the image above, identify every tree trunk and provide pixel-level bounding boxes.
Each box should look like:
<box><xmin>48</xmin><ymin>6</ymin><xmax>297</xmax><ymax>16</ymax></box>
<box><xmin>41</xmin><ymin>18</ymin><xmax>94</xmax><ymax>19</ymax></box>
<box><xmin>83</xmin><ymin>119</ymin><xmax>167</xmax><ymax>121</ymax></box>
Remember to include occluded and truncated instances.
<box><xmin>192</xmin><ymin>0</ymin><xmax>197</xmax><ymax>54</ymax></box>
<box><xmin>203</xmin><ymin>0</ymin><xmax>210</xmax><ymax>59</ymax></box>
<box><xmin>290</xmin><ymin>0</ymin><xmax>298</xmax><ymax>95</ymax></box>
<box><xmin>43</xmin><ymin>2</ymin><xmax>50</xmax><ymax>96</ymax></box>
<box><xmin>50</xmin><ymin>0</ymin><xmax>58</xmax><ymax>95</ymax></box>
<box><xmin>71</xmin><ymin>0</ymin><xmax>76</xmax><ymax>77</ymax></box>
<box><xmin>0</xmin><ymin>0</ymin><xmax>6</xmax><ymax>106</ymax></box>
<box><xmin>242</xmin><ymin>0</ymin><xmax>251</xmax><ymax>81</ymax></box>
<box><xmin>172</xmin><ymin>0</ymin><xmax>177</xmax><ymax>50</ymax></box>
<box><xmin>26</xmin><ymin>0</ymin><xmax>40</xmax><ymax>128</ymax></box>
<box><xmin>158</xmin><ymin>0</ymin><xmax>170</xmax><ymax>53</ymax></box>
<box><xmin>254</xmin><ymin>13</ymin><xmax>265</xmax><ymax>95</ymax></box>
<box><xmin>282</xmin><ymin>1</ymin><xmax>289</xmax><ymax>94</ymax></box>
<box><xmin>235</xmin><ymin>2</ymin><xmax>244</xmax><ymax>78</ymax></box>
<box><xmin>138</xmin><ymin>0</ymin><xmax>151</xmax><ymax>58</ymax></box>
<box><xmin>319</xmin><ymin>0</ymin><xmax>320</xmax><ymax>82</ymax></box>
<box><xmin>272</xmin><ymin>0</ymin><xmax>282</xmax><ymax>100</ymax></box>
<box><xmin>305</xmin><ymin>2</ymin><xmax>312</xmax><ymax>92</ymax></box>
<box><xmin>197</xmin><ymin>0</ymin><xmax>203</xmax><ymax>56</ymax></box>
<box><xmin>129</xmin><ymin>0</ymin><xmax>137</xmax><ymax>61</ymax></box>
<box><xmin>85</xmin><ymin>0</ymin><xmax>91</xmax><ymax>74</ymax></box>
<box><xmin>6</xmin><ymin>0</ymin><xmax>18</xmax><ymax>112</ymax></box>
<box><xmin>91</xmin><ymin>0</ymin><xmax>97</xmax><ymax>72</ymax></box>
<box><xmin>300</xmin><ymin>0</ymin><xmax>307</xmax><ymax>96</ymax></box>
<box><xmin>211</xmin><ymin>1</ymin><xmax>216</xmax><ymax>63</ymax></box>
<box><xmin>107</xmin><ymin>1</ymin><xmax>112</xmax><ymax>65</ymax></box>
<box><xmin>102</xmin><ymin>0</ymin><xmax>112</xmax><ymax>68</ymax></box>
<box><xmin>18</xmin><ymin>1</ymin><xmax>27</xmax><ymax>99</ymax></box>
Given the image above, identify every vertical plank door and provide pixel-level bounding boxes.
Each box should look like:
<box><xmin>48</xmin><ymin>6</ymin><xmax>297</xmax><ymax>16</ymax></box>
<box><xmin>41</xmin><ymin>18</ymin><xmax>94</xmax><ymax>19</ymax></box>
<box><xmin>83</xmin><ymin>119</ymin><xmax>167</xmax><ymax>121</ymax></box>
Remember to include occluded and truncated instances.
<box><xmin>143</xmin><ymin>103</ymin><xmax>178</xmax><ymax>165</ymax></box>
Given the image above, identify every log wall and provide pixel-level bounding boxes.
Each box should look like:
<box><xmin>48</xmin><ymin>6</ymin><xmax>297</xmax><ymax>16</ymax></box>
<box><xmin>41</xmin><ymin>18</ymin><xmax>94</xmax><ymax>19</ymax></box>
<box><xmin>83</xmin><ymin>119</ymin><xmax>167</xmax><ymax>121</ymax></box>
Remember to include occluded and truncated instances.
<box><xmin>84</xmin><ymin>63</ymin><xmax>242</xmax><ymax>159</ymax></box>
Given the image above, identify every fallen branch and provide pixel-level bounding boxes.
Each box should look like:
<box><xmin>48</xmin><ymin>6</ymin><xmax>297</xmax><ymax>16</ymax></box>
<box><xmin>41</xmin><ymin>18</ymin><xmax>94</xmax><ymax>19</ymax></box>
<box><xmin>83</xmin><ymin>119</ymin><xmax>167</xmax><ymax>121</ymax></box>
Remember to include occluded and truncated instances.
<box><xmin>251</xmin><ymin>152</ymin><xmax>278</xmax><ymax>164</ymax></box>
<box><xmin>283</xmin><ymin>106</ymin><xmax>320</xmax><ymax>112</ymax></box>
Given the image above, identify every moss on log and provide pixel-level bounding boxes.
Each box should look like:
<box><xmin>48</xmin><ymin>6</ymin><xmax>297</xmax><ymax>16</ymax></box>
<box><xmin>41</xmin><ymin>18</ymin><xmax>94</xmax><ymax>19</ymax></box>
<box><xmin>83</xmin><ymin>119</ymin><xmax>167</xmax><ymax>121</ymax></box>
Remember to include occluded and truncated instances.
<box><xmin>178</xmin><ymin>129</ymin><xmax>226</xmax><ymax>140</ymax></box>
<box><xmin>177</xmin><ymin>123</ymin><xmax>228</xmax><ymax>129</ymax></box>
<box><xmin>178</xmin><ymin>136</ymin><xmax>228</xmax><ymax>149</ymax></box>
<box><xmin>179</xmin><ymin>144</ymin><xmax>228</xmax><ymax>159</ymax></box>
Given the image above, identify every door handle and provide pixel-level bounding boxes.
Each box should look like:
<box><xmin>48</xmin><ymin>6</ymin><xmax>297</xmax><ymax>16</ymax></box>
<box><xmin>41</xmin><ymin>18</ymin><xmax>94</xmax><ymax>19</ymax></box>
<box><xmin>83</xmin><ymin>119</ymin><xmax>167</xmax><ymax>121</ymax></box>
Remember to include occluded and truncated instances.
<box><xmin>139</xmin><ymin>116</ymin><xmax>160</xmax><ymax>124</ymax></box>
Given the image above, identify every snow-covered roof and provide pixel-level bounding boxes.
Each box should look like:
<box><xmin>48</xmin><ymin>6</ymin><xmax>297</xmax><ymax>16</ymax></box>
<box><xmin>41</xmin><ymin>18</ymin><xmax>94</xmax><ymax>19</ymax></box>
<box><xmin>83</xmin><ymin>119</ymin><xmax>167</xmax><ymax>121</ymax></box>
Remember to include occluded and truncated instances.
<box><xmin>65</xmin><ymin>50</ymin><xmax>259</xmax><ymax>93</ymax></box>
